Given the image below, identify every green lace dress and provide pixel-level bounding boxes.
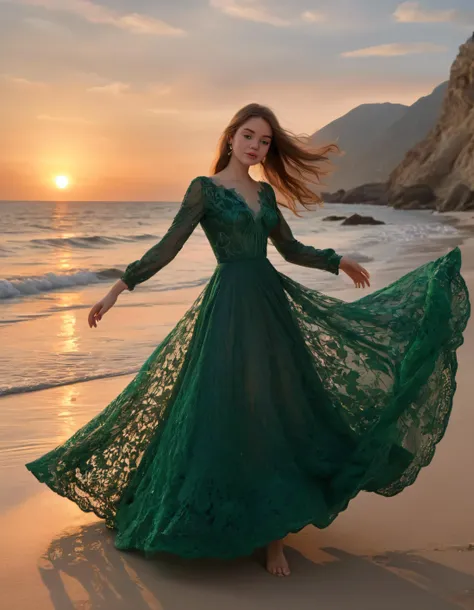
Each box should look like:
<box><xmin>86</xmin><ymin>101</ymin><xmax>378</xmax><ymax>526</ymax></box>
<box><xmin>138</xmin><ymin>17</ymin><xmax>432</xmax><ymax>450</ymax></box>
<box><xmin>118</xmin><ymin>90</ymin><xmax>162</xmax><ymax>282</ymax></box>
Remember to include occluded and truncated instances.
<box><xmin>26</xmin><ymin>175</ymin><xmax>470</xmax><ymax>559</ymax></box>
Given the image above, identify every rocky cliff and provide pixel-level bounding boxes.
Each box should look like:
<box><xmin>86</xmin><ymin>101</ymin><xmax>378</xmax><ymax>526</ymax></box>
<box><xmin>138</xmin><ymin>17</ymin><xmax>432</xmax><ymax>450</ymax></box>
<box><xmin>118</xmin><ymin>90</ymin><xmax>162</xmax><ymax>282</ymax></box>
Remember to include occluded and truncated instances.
<box><xmin>388</xmin><ymin>38</ymin><xmax>474</xmax><ymax>211</ymax></box>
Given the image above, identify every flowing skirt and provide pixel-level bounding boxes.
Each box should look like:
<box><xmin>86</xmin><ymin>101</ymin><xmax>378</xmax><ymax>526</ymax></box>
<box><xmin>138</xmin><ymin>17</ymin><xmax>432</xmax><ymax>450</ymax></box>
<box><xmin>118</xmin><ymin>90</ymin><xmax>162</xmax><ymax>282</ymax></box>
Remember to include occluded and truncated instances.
<box><xmin>26</xmin><ymin>247</ymin><xmax>470</xmax><ymax>558</ymax></box>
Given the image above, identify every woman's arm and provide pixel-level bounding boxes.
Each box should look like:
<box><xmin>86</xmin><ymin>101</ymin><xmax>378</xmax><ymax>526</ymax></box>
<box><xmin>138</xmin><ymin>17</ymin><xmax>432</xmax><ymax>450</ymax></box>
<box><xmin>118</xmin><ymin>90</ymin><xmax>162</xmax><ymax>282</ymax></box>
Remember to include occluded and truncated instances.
<box><xmin>266</xmin><ymin>184</ymin><xmax>370</xmax><ymax>287</ymax></box>
<box><xmin>269</xmin><ymin>205</ymin><xmax>342</xmax><ymax>275</ymax></box>
<box><xmin>121</xmin><ymin>177</ymin><xmax>205</xmax><ymax>291</ymax></box>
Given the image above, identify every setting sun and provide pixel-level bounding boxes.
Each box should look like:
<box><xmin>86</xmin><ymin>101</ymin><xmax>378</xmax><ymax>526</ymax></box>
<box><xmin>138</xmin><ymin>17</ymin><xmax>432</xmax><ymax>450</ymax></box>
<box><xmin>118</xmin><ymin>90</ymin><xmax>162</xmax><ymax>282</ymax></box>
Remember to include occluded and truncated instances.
<box><xmin>55</xmin><ymin>175</ymin><xmax>69</xmax><ymax>189</ymax></box>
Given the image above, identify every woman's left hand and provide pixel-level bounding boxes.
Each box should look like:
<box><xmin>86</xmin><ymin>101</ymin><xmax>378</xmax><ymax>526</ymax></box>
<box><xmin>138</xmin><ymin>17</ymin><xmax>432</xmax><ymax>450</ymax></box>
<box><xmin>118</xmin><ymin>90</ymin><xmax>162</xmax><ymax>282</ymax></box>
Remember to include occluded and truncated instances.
<box><xmin>339</xmin><ymin>256</ymin><xmax>371</xmax><ymax>288</ymax></box>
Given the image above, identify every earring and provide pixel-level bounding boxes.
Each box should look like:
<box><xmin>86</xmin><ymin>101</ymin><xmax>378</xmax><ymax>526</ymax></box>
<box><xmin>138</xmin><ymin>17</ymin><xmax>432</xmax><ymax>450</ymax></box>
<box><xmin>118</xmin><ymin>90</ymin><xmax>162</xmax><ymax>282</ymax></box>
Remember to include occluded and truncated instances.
<box><xmin>227</xmin><ymin>143</ymin><xmax>233</xmax><ymax>156</ymax></box>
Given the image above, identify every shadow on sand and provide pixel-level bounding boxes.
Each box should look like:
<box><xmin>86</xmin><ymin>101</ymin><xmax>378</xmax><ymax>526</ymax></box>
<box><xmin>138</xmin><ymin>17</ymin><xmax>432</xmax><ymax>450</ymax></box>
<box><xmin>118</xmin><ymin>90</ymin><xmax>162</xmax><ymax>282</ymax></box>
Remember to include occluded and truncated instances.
<box><xmin>37</xmin><ymin>523</ymin><xmax>474</xmax><ymax>610</ymax></box>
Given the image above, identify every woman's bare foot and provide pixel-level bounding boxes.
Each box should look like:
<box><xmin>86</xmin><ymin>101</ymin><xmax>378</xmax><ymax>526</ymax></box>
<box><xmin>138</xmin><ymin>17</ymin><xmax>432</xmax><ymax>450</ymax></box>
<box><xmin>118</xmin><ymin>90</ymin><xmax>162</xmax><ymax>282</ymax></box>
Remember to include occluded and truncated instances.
<box><xmin>266</xmin><ymin>539</ymin><xmax>291</xmax><ymax>576</ymax></box>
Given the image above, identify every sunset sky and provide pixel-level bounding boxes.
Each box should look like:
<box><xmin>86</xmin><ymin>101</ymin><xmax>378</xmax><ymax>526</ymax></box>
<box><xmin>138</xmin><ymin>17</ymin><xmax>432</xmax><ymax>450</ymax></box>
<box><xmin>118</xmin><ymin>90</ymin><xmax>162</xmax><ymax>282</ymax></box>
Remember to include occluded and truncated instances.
<box><xmin>1</xmin><ymin>0</ymin><xmax>472</xmax><ymax>201</ymax></box>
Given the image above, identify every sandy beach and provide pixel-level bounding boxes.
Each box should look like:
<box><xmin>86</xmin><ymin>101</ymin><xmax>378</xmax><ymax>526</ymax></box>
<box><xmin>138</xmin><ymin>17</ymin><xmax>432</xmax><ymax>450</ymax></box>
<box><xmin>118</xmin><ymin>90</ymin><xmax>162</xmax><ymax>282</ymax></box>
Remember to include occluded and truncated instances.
<box><xmin>2</xmin><ymin>0</ymin><xmax>474</xmax><ymax>604</ymax></box>
<box><xmin>0</xmin><ymin>216</ymin><xmax>473</xmax><ymax>610</ymax></box>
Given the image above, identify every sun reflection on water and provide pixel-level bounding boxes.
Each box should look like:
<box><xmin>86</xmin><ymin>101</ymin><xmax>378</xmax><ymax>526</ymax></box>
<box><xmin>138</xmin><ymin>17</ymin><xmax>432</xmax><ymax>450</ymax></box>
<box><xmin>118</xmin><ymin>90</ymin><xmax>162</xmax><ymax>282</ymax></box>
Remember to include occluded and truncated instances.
<box><xmin>58</xmin><ymin>386</ymin><xmax>79</xmax><ymax>442</ymax></box>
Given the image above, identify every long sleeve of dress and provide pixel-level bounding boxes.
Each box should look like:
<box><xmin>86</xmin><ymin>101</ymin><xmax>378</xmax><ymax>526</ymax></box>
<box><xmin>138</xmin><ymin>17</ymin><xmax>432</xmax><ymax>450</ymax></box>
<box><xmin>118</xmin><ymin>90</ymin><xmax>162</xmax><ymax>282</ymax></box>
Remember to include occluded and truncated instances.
<box><xmin>121</xmin><ymin>177</ymin><xmax>205</xmax><ymax>291</ymax></box>
<box><xmin>268</xmin><ymin>193</ymin><xmax>342</xmax><ymax>275</ymax></box>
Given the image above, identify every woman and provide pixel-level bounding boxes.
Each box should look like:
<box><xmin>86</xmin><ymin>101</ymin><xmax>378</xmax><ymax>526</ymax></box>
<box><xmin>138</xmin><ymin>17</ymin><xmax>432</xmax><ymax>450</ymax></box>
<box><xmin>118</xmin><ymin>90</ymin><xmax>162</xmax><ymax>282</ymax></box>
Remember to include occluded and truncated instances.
<box><xmin>26</xmin><ymin>103</ymin><xmax>470</xmax><ymax>577</ymax></box>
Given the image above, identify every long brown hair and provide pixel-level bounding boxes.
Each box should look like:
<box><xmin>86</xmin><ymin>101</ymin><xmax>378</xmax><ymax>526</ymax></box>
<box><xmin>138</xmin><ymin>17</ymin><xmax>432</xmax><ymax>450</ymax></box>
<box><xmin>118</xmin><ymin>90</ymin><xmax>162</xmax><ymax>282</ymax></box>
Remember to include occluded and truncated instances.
<box><xmin>210</xmin><ymin>102</ymin><xmax>338</xmax><ymax>216</ymax></box>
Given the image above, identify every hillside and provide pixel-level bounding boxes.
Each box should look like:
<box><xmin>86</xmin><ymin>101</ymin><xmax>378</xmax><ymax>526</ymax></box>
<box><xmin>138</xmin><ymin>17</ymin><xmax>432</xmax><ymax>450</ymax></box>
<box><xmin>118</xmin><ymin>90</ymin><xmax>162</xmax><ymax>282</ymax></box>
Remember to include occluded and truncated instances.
<box><xmin>310</xmin><ymin>84</ymin><xmax>447</xmax><ymax>190</ymax></box>
<box><xmin>310</xmin><ymin>103</ymin><xmax>407</xmax><ymax>189</ymax></box>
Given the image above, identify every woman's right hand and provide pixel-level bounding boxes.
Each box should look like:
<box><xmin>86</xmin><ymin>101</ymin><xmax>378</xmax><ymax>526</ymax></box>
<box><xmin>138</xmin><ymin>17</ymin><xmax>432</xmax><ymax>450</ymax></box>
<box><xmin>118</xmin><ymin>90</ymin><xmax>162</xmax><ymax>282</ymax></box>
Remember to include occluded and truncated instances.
<box><xmin>88</xmin><ymin>293</ymin><xmax>117</xmax><ymax>328</ymax></box>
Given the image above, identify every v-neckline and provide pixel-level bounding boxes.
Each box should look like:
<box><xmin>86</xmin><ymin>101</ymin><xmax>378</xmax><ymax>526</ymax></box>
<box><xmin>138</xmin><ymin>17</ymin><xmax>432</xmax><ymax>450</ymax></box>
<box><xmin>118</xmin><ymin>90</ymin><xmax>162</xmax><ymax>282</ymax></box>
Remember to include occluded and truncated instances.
<box><xmin>204</xmin><ymin>176</ymin><xmax>265</xmax><ymax>219</ymax></box>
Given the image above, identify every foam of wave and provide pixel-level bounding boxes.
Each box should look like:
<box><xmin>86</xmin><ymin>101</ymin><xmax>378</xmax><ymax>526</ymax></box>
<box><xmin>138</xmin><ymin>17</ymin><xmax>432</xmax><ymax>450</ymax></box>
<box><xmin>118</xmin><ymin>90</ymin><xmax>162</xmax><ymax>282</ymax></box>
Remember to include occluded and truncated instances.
<box><xmin>375</xmin><ymin>223</ymin><xmax>458</xmax><ymax>243</ymax></box>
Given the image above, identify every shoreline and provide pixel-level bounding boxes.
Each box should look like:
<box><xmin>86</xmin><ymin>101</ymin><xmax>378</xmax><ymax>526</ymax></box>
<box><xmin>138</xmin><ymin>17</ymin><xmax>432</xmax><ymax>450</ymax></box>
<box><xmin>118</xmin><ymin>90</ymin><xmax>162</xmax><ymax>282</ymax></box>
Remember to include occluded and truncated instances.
<box><xmin>2</xmin><ymin>216</ymin><xmax>474</xmax><ymax>608</ymax></box>
<box><xmin>440</xmin><ymin>210</ymin><xmax>474</xmax><ymax>233</ymax></box>
<box><xmin>1</xmin><ymin>208</ymin><xmax>470</xmax><ymax>401</ymax></box>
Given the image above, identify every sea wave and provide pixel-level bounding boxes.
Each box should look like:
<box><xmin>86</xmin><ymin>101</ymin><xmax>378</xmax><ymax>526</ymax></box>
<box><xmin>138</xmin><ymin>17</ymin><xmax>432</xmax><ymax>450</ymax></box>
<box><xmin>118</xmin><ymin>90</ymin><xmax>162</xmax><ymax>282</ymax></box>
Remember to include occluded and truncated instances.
<box><xmin>0</xmin><ymin>268</ymin><xmax>209</xmax><ymax>300</ymax></box>
<box><xmin>29</xmin><ymin>233</ymin><xmax>159</xmax><ymax>249</ymax></box>
<box><xmin>0</xmin><ymin>369</ymin><xmax>139</xmax><ymax>397</ymax></box>
<box><xmin>0</xmin><ymin>268</ymin><xmax>124</xmax><ymax>299</ymax></box>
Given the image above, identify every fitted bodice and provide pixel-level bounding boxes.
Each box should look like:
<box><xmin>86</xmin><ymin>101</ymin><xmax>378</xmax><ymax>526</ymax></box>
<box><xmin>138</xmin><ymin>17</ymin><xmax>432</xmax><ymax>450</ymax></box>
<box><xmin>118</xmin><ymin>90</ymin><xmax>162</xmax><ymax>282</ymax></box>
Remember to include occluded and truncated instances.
<box><xmin>121</xmin><ymin>176</ymin><xmax>342</xmax><ymax>291</ymax></box>
<box><xmin>198</xmin><ymin>176</ymin><xmax>278</xmax><ymax>263</ymax></box>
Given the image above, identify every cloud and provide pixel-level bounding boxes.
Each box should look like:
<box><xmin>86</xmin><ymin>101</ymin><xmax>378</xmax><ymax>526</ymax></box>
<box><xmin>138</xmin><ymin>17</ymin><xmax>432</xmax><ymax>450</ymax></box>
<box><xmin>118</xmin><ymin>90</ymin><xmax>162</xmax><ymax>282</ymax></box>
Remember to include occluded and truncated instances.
<box><xmin>393</xmin><ymin>2</ymin><xmax>472</xmax><ymax>24</ymax></box>
<box><xmin>116</xmin><ymin>13</ymin><xmax>183</xmax><ymax>35</ymax></box>
<box><xmin>88</xmin><ymin>81</ymin><xmax>130</xmax><ymax>95</ymax></box>
<box><xmin>37</xmin><ymin>114</ymin><xmax>94</xmax><ymax>124</ymax></box>
<box><xmin>5</xmin><ymin>0</ymin><xmax>186</xmax><ymax>36</ymax></box>
<box><xmin>301</xmin><ymin>10</ymin><xmax>326</xmax><ymax>24</ymax></box>
<box><xmin>1</xmin><ymin>73</ymin><xmax>46</xmax><ymax>87</ymax></box>
<box><xmin>341</xmin><ymin>42</ymin><xmax>446</xmax><ymax>58</ymax></box>
<box><xmin>210</xmin><ymin>0</ymin><xmax>291</xmax><ymax>27</ymax></box>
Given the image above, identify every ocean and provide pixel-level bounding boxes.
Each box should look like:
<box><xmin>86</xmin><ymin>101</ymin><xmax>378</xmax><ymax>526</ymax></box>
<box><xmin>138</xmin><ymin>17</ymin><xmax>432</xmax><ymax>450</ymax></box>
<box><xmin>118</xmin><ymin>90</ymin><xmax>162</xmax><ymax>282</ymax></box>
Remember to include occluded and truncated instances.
<box><xmin>0</xmin><ymin>198</ymin><xmax>464</xmax><ymax>399</ymax></box>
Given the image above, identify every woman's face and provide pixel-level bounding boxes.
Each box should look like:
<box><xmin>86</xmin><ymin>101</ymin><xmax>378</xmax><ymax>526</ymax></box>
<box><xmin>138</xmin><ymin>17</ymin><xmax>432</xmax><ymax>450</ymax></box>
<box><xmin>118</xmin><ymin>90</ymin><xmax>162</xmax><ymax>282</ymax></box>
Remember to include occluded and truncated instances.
<box><xmin>230</xmin><ymin>117</ymin><xmax>272</xmax><ymax>167</ymax></box>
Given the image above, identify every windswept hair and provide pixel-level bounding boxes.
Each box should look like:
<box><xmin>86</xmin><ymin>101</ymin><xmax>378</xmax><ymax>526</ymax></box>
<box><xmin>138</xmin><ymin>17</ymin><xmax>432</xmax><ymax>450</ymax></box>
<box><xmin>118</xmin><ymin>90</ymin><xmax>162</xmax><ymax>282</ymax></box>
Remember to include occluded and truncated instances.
<box><xmin>211</xmin><ymin>102</ymin><xmax>339</xmax><ymax>216</ymax></box>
